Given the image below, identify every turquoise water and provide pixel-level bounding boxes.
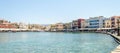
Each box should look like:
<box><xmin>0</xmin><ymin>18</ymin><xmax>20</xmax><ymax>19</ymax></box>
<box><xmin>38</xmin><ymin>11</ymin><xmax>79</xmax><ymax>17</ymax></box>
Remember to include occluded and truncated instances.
<box><xmin>0</xmin><ymin>32</ymin><xmax>119</xmax><ymax>53</ymax></box>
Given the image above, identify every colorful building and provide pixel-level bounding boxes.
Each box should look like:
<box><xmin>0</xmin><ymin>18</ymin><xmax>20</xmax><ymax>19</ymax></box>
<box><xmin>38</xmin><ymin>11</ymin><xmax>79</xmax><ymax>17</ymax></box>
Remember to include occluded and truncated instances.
<box><xmin>0</xmin><ymin>19</ymin><xmax>15</xmax><ymax>29</ymax></box>
<box><xmin>44</xmin><ymin>25</ymin><xmax>51</xmax><ymax>31</ymax></box>
<box><xmin>104</xmin><ymin>18</ymin><xmax>111</xmax><ymax>28</ymax></box>
<box><xmin>50</xmin><ymin>24</ymin><xmax>56</xmax><ymax>31</ymax></box>
<box><xmin>84</xmin><ymin>19</ymin><xmax>90</xmax><ymax>28</ymax></box>
<box><xmin>78</xmin><ymin>19</ymin><xmax>85</xmax><ymax>28</ymax></box>
<box><xmin>111</xmin><ymin>16</ymin><xmax>120</xmax><ymax>28</ymax></box>
<box><xmin>64</xmin><ymin>22</ymin><xmax>72</xmax><ymax>30</ymax></box>
<box><xmin>28</xmin><ymin>24</ymin><xmax>43</xmax><ymax>30</ymax></box>
<box><xmin>72</xmin><ymin>20</ymin><xmax>78</xmax><ymax>29</ymax></box>
<box><xmin>88</xmin><ymin>16</ymin><xmax>106</xmax><ymax>28</ymax></box>
<box><xmin>55</xmin><ymin>23</ymin><xmax>64</xmax><ymax>31</ymax></box>
<box><xmin>80</xmin><ymin>19</ymin><xmax>88</xmax><ymax>28</ymax></box>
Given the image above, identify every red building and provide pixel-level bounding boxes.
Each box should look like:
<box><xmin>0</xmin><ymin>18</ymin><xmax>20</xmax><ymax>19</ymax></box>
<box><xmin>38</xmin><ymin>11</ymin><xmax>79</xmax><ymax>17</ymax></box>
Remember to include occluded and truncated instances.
<box><xmin>78</xmin><ymin>19</ymin><xmax>85</xmax><ymax>28</ymax></box>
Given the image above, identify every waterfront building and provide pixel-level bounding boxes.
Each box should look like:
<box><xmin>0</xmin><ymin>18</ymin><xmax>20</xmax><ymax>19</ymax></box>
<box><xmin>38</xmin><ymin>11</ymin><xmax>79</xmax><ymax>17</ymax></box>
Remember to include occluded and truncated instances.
<box><xmin>64</xmin><ymin>23</ymin><xmax>69</xmax><ymax>30</ymax></box>
<box><xmin>84</xmin><ymin>19</ymin><xmax>90</xmax><ymax>28</ymax></box>
<box><xmin>104</xmin><ymin>18</ymin><xmax>111</xmax><ymax>28</ymax></box>
<box><xmin>44</xmin><ymin>25</ymin><xmax>51</xmax><ymax>31</ymax></box>
<box><xmin>80</xmin><ymin>19</ymin><xmax>87</xmax><ymax>28</ymax></box>
<box><xmin>88</xmin><ymin>16</ymin><xmax>106</xmax><ymax>28</ymax></box>
<box><xmin>64</xmin><ymin>22</ymin><xmax>72</xmax><ymax>30</ymax></box>
<box><xmin>111</xmin><ymin>16</ymin><xmax>120</xmax><ymax>28</ymax></box>
<box><xmin>0</xmin><ymin>19</ymin><xmax>15</xmax><ymax>29</ymax></box>
<box><xmin>0</xmin><ymin>23</ymin><xmax>15</xmax><ymax>29</ymax></box>
<box><xmin>72</xmin><ymin>18</ymin><xmax>90</xmax><ymax>30</ymax></box>
<box><xmin>55</xmin><ymin>23</ymin><xmax>64</xmax><ymax>31</ymax></box>
<box><xmin>18</xmin><ymin>23</ymin><xmax>28</xmax><ymax>29</ymax></box>
<box><xmin>50</xmin><ymin>24</ymin><xmax>57</xmax><ymax>31</ymax></box>
<box><xmin>72</xmin><ymin>20</ymin><xmax>78</xmax><ymax>30</ymax></box>
<box><xmin>78</xmin><ymin>19</ymin><xmax>85</xmax><ymax>28</ymax></box>
<box><xmin>11</xmin><ymin>22</ymin><xmax>20</xmax><ymax>29</ymax></box>
<box><xmin>28</xmin><ymin>24</ymin><xmax>44</xmax><ymax>30</ymax></box>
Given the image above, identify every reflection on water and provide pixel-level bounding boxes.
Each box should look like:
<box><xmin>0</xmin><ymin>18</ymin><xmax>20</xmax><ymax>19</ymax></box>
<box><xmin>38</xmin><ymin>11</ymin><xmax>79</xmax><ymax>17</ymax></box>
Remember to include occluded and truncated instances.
<box><xmin>0</xmin><ymin>32</ymin><xmax>28</xmax><ymax>43</ymax></box>
<box><xmin>0</xmin><ymin>32</ymin><xmax>119</xmax><ymax>53</ymax></box>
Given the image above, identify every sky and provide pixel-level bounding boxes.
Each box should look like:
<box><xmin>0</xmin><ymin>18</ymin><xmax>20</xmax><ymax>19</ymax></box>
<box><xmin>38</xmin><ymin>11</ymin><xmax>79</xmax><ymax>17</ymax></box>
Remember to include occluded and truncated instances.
<box><xmin>0</xmin><ymin>0</ymin><xmax>120</xmax><ymax>24</ymax></box>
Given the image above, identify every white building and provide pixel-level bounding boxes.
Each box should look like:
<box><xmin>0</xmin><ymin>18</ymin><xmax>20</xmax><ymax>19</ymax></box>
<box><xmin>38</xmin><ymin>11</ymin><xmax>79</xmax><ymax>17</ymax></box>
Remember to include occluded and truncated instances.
<box><xmin>87</xmin><ymin>16</ymin><xmax>106</xmax><ymax>28</ymax></box>
<box><xmin>83</xmin><ymin>19</ymin><xmax>89</xmax><ymax>28</ymax></box>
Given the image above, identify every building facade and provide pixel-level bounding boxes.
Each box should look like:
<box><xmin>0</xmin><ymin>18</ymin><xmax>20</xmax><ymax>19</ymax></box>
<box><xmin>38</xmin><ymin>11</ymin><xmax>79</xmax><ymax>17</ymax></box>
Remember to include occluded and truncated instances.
<box><xmin>55</xmin><ymin>23</ymin><xmax>64</xmax><ymax>31</ymax></box>
<box><xmin>80</xmin><ymin>19</ymin><xmax>86</xmax><ymax>28</ymax></box>
<box><xmin>78</xmin><ymin>19</ymin><xmax>85</xmax><ymax>28</ymax></box>
<box><xmin>111</xmin><ymin>16</ymin><xmax>120</xmax><ymax>28</ymax></box>
<box><xmin>0</xmin><ymin>19</ymin><xmax>15</xmax><ymax>29</ymax></box>
<box><xmin>18</xmin><ymin>23</ymin><xmax>28</xmax><ymax>29</ymax></box>
<box><xmin>72</xmin><ymin>20</ymin><xmax>78</xmax><ymax>29</ymax></box>
<box><xmin>64</xmin><ymin>22</ymin><xmax>72</xmax><ymax>30</ymax></box>
<box><xmin>88</xmin><ymin>16</ymin><xmax>106</xmax><ymax>28</ymax></box>
<box><xmin>45</xmin><ymin>25</ymin><xmax>51</xmax><ymax>31</ymax></box>
<box><xmin>84</xmin><ymin>19</ymin><xmax>89</xmax><ymax>28</ymax></box>
<box><xmin>104</xmin><ymin>18</ymin><xmax>111</xmax><ymax>28</ymax></box>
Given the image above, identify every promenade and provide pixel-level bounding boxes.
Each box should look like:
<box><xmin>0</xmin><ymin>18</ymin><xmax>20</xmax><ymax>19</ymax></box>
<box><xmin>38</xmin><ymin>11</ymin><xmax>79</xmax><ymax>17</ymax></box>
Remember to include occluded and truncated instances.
<box><xmin>107</xmin><ymin>32</ymin><xmax>120</xmax><ymax>53</ymax></box>
<box><xmin>111</xmin><ymin>45</ymin><xmax>120</xmax><ymax>53</ymax></box>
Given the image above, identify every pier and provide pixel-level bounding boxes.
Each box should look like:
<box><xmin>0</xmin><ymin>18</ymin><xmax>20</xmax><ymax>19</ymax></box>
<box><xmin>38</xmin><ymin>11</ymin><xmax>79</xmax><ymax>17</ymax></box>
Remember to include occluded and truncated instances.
<box><xmin>109</xmin><ymin>33</ymin><xmax>120</xmax><ymax>53</ymax></box>
<box><xmin>103</xmin><ymin>31</ymin><xmax>120</xmax><ymax>53</ymax></box>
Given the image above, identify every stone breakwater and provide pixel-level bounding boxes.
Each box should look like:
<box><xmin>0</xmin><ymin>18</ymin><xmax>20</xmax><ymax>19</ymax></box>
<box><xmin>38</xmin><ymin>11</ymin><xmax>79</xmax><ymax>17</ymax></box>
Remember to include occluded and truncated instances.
<box><xmin>106</xmin><ymin>32</ymin><xmax>120</xmax><ymax>53</ymax></box>
<box><xmin>94</xmin><ymin>31</ymin><xmax>120</xmax><ymax>53</ymax></box>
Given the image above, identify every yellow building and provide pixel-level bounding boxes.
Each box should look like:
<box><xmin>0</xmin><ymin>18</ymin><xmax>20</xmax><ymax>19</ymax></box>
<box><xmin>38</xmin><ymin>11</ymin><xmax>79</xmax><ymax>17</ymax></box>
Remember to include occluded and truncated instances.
<box><xmin>104</xmin><ymin>18</ymin><xmax>111</xmax><ymax>28</ymax></box>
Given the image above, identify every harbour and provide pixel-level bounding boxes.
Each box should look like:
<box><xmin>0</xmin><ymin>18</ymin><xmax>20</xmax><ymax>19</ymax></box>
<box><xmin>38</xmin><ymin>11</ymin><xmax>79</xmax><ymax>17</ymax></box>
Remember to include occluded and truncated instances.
<box><xmin>0</xmin><ymin>0</ymin><xmax>120</xmax><ymax>53</ymax></box>
<box><xmin>0</xmin><ymin>32</ymin><xmax>119</xmax><ymax>53</ymax></box>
